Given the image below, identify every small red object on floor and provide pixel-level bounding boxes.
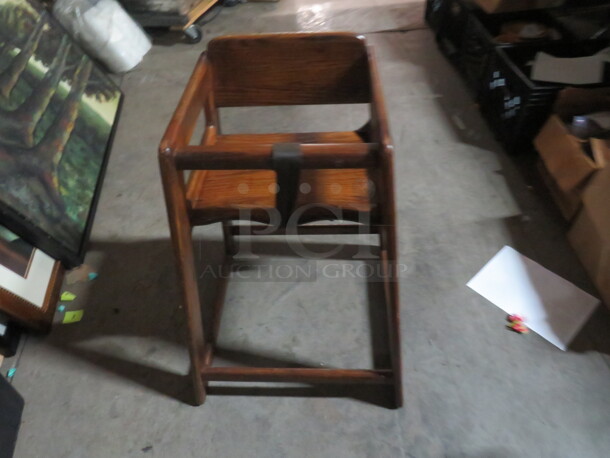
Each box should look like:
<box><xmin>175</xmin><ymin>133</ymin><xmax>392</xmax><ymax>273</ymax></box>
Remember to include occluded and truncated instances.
<box><xmin>506</xmin><ymin>314</ymin><xmax>530</xmax><ymax>334</ymax></box>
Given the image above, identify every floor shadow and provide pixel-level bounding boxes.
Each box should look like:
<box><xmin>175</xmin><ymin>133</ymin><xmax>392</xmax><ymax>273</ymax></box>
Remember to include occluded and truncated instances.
<box><xmin>55</xmin><ymin>344</ymin><xmax>194</xmax><ymax>403</ymax></box>
<box><xmin>45</xmin><ymin>239</ymin><xmax>191</xmax><ymax>400</ymax></box>
<box><xmin>207</xmin><ymin>384</ymin><xmax>390</xmax><ymax>405</ymax></box>
<box><xmin>45</xmin><ymin>233</ymin><xmax>396</xmax><ymax>406</ymax></box>
<box><xmin>206</xmin><ymin>346</ymin><xmax>392</xmax><ymax>407</ymax></box>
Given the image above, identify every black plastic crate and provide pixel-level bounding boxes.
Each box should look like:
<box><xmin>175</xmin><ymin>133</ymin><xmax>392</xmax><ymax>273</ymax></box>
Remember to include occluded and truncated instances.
<box><xmin>433</xmin><ymin>0</ymin><xmax>474</xmax><ymax>64</ymax></box>
<box><xmin>551</xmin><ymin>3</ymin><xmax>610</xmax><ymax>41</ymax></box>
<box><xmin>479</xmin><ymin>40</ymin><xmax>610</xmax><ymax>152</ymax></box>
<box><xmin>425</xmin><ymin>0</ymin><xmax>447</xmax><ymax>32</ymax></box>
<box><xmin>564</xmin><ymin>0</ymin><xmax>610</xmax><ymax>7</ymax></box>
<box><xmin>461</xmin><ymin>9</ymin><xmax>574</xmax><ymax>96</ymax></box>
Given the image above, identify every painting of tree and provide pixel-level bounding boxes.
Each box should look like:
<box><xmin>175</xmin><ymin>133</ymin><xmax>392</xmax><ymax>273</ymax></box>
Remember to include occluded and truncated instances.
<box><xmin>0</xmin><ymin>0</ymin><xmax>122</xmax><ymax>267</ymax></box>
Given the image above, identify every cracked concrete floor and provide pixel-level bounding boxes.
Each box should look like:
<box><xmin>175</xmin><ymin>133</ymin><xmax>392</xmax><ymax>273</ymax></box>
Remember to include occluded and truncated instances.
<box><xmin>6</xmin><ymin>1</ymin><xmax>610</xmax><ymax>457</ymax></box>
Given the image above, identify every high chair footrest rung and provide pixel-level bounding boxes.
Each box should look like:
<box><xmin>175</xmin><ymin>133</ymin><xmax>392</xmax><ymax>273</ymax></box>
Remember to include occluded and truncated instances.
<box><xmin>200</xmin><ymin>367</ymin><xmax>394</xmax><ymax>384</ymax></box>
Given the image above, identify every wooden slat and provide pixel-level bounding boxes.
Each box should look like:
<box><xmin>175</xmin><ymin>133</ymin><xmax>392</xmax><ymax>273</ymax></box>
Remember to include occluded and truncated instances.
<box><xmin>208</xmin><ymin>33</ymin><xmax>370</xmax><ymax>107</ymax></box>
<box><xmin>160</xmin><ymin>54</ymin><xmax>207</xmax><ymax>151</ymax></box>
<box><xmin>230</xmin><ymin>224</ymin><xmax>378</xmax><ymax>235</ymax></box>
<box><xmin>187</xmin><ymin>168</ymin><xmax>372</xmax><ymax>212</ymax></box>
<box><xmin>186</xmin><ymin>167</ymin><xmax>375</xmax><ymax>226</ymax></box>
<box><xmin>213</xmin><ymin>131</ymin><xmax>366</xmax><ymax>145</ymax></box>
<box><xmin>184</xmin><ymin>0</ymin><xmax>217</xmax><ymax>29</ymax></box>
<box><xmin>201</xmin><ymin>367</ymin><xmax>393</xmax><ymax>384</ymax></box>
<box><xmin>173</xmin><ymin>142</ymin><xmax>378</xmax><ymax>170</ymax></box>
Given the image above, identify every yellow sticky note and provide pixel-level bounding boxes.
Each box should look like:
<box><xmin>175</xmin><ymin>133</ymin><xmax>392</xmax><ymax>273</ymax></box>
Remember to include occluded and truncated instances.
<box><xmin>61</xmin><ymin>291</ymin><xmax>77</xmax><ymax>301</ymax></box>
<box><xmin>62</xmin><ymin>310</ymin><xmax>84</xmax><ymax>324</ymax></box>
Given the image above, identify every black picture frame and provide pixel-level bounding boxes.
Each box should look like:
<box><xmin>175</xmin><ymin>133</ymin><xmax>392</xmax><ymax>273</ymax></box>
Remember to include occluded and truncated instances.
<box><xmin>0</xmin><ymin>0</ymin><xmax>123</xmax><ymax>268</ymax></box>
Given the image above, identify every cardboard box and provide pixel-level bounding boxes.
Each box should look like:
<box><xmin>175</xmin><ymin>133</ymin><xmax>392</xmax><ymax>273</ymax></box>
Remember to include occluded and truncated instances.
<box><xmin>568</xmin><ymin>166</ymin><xmax>610</xmax><ymax>307</ymax></box>
<box><xmin>534</xmin><ymin>115</ymin><xmax>610</xmax><ymax>218</ymax></box>
<box><xmin>535</xmin><ymin>116</ymin><xmax>604</xmax><ymax>192</ymax></box>
<box><xmin>474</xmin><ymin>0</ymin><xmax>565</xmax><ymax>13</ymax></box>
<box><xmin>537</xmin><ymin>160</ymin><xmax>581</xmax><ymax>219</ymax></box>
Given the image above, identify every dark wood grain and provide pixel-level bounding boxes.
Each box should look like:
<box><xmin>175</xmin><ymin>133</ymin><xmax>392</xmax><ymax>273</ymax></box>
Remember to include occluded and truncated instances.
<box><xmin>160</xmin><ymin>52</ymin><xmax>209</xmax><ymax>152</ymax></box>
<box><xmin>187</xmin><ymin>168</ymin><xmax>373</xmax><ymax>226</ymax></box>
<box><xmin>173</xmin><ymin>142</ymin><xmax>378</xmax><ymax>171</ymax></box>
<box><xmin>368</xmin><ymin>45</ymin><xmax>404</xmax><ymax>408</ymax></box>
<box><xmin>228</xmin><ymin>224</ymin><xmax>379</xmax><ymax>236</ymax></box>
<box><xmin>208</xmin><ymin>33</ymin><xmax>371</xmax><ymax>107</ymax></box>
<box><xmin>159</xmin><ymin>32</ymin><xmax>403</xmax><ymax>408</ymax></box>
<box><xmin>159</xmin><ymin>151</ymin><xmax>208</xmax><ymax>405</ymax></box>
<box><xmin>201</xmin><ymin>367</ymin><xmax>393</xmax><ymax>384</ymax></box>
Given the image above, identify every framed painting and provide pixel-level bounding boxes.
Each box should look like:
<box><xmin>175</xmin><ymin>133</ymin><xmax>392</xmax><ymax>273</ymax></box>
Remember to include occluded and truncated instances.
<box><xmin>0</xmin><ymin>225</ymin><xmax>62</xmax><ymax>331</ymax></box>
<box><xmin>0</xmin><ymin>0</ymin><xmax>122</xmax><ymax>267</ymax></box>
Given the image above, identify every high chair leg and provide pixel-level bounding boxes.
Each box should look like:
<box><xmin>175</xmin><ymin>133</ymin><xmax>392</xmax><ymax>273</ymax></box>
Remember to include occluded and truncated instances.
<box><xmin>160</xmin><ymin>153</ymin><xmax>208</xmax><ymax>406</ymax></box>
<box><xmin>382</xmin><ymin>223</ymin><xmax>404</xmax><ymax>409</ymax></box>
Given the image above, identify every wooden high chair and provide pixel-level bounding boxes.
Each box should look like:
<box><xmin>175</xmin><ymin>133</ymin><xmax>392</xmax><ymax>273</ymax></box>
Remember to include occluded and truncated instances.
<box><xmin>159</xmin><ymin>33</ymin><xmax>402</xmax><ymax>408</ymax></box>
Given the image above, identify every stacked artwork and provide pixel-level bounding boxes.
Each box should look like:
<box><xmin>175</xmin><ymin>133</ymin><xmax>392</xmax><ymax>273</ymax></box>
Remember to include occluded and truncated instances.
<box><xmin>0</xmin><ymin>0</ymin><xmax>121</xmax><ymax>328</ymax></box>
<box><xmin>0</xmin><ymin>0</ymin><xmax>122</xmax><ymax>267</ymax></box>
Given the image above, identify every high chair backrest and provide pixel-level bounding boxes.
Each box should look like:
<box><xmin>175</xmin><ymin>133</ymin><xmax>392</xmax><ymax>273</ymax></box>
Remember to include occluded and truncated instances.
<box><xmin>207</xmin><ymin>33</ymin><xmax>371</xmax><ymax>107</ymax></box>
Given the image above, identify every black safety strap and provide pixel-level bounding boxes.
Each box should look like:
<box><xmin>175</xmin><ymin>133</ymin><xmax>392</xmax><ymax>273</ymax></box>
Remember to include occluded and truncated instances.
<box><xmin>272</xmin><ymin>143</ymin><xmax>302</xmax><ymax>227</ymax></box>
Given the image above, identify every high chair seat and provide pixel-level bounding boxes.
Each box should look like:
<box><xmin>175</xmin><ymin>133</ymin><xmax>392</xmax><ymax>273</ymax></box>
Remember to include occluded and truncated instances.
<box><xmin>187</xmin><ymin>168</ymin><xmax>374</xmax><ymax>225</ymax></box>
<box><xmin>187</xmin><ymin>130</ymin><xmax>375</xmax><ymax>224</ymax></box>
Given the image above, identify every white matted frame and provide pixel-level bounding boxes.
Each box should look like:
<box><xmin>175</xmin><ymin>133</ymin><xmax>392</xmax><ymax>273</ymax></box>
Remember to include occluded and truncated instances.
<box><xmin>0</xmin><ymin>227</ymin><xmax>63</xmax><ymax>331</ymax></box>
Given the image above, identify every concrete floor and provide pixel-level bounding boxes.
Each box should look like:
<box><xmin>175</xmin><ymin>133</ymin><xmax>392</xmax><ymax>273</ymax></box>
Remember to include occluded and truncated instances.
<box><xmin>6</xmin><ymin>1</ymin><xmax>610</xmax><ymax>457</ymax></box>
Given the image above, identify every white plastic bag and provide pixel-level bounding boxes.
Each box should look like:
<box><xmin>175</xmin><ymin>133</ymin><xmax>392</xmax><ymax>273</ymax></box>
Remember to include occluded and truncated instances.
<box><xmin>53</xmin><ymin>0</ymin><xmax>152</xmax><ymax>73</ymax></box>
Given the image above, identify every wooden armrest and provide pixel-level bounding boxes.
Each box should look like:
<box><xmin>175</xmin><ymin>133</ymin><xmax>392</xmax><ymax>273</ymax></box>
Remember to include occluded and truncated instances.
<box><xmin>367</xmin><ymin>46</ymin><xmax>394</xmax><ymax>157</ymax></box>
<box><xmin>170</xmin><ymin>143</ymin><xmax>379</xmax><ymax>170</ymax></box>
<box><xmin>160</xmin><ymin>53</ymin><xmax>211</xmax><ymax>152</ymax></box>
